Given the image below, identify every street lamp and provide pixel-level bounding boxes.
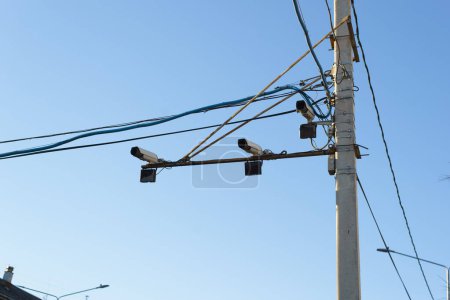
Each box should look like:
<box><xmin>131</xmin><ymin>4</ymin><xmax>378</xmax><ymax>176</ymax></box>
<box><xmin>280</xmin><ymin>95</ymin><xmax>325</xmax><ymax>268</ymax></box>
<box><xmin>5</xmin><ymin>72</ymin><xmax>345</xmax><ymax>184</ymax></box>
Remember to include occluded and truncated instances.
<box><xmin>377</xmin><ymin>247</ymin><xmax>449</xmax><ymax>300</ymax></box>
<box><xmin>17</xmin><ymin>284</ymin><xmax>109</xmax><ymax>300</ymax></box>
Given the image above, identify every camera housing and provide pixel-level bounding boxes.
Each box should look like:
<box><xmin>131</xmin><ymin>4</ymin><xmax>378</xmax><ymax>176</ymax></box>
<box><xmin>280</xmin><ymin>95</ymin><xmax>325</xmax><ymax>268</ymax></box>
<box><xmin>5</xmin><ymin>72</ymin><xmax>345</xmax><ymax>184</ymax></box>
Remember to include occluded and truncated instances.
<box><xmin>130</xmin><ymin>147</ymin><xmax>159</xmax><ymax>163</ymax></box>
<box><xmin>238</xmin><ymin>138</ymin><xmax>263</xmax><ymax>156</ymax></box>
<box><xmin>296</xmin><ymin>100</ymin><xmax>315</xmax><ymax>122</ymax></box>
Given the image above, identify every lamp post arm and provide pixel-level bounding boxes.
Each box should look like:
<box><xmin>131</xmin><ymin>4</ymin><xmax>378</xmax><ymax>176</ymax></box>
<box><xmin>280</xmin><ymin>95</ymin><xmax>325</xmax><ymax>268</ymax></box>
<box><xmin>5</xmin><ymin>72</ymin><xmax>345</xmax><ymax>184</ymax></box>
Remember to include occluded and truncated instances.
<box><xmin>388</xmin><ymin>249</ymin><xmax>448</xmax><ymax>269</ymax></box>
<box><xmin>58</xmin><ymin>285</ymin><xmax>106</xmax><ymax>299</ymax></box>
<box><xmin>17</xmin><ymin>285</ymin><xmax>58</xmax><ymax>299</ymax></box>
<box><xmin>378</xmin><ymin>249</ymin><xmax>449</xmax><ymax>300</ymax></box>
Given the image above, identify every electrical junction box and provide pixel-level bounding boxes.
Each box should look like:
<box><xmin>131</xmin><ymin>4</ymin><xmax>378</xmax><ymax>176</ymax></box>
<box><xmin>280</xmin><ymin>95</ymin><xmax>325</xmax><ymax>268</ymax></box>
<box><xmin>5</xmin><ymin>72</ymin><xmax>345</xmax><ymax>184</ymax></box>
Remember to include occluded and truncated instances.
<box><xmin>245</xmin><ymin>161</ymin><xmax>263</xmax><ymax>176</ymax></box>
<box><xmin>140</xmin><ymin>169</ymin><xmax>157</xmax><ymax>183</ymax></box>
<box><xmin>328</xmin><ymin>153</ymin><xmax>336</xmax><ymax>175</ymax></box>
<box><xmin>300</xmin><ymin>123</ymin><xmax>317</xmax><ymax>139</ymax></box>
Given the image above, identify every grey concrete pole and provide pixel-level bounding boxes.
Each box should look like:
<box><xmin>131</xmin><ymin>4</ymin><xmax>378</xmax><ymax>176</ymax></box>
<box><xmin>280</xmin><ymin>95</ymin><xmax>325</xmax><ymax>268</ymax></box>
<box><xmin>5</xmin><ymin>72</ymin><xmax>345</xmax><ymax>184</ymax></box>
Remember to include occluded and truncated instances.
<box><xmin>334</xmin><ymin>0</ymin><xmax>361</xmax><ymax>300</ymax></box>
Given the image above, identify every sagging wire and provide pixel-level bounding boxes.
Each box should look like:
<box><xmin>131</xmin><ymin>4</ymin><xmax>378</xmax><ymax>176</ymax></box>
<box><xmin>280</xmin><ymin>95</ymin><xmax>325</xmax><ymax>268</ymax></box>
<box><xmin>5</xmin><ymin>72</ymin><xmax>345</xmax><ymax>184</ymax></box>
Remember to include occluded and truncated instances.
<box><xmin>310</xmin><ymin>121</ymin><xmax>335</xmax><ymax>151</ymax></box>
<box><xmin>0</xmin><ymin>84</ymin><xmax>312</xmax><ymax>159</ymax></box>
<box><xmin>310</xmin><ymin>135</ymin><xmax>333</xmax><ymax>150</ymax></box>
<box><xmin>0</xmin><ymin>110</ymin><xmax>297</xmax><ymax>161</ymax></box>
<box><xmin>0</xmin><ymin>91</ymin><xmax>300</xmax><ymax>147</ymax></box>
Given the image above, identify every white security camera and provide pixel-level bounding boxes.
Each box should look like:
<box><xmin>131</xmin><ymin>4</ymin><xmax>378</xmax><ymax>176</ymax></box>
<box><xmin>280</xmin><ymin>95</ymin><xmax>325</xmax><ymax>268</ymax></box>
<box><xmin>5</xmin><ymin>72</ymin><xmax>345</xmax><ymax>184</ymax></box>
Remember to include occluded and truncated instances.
<box><xmin>296</xmin><ymin>100</ymin><xmax>315</xmax><ymax>122</ymax></box>
<box><xmin>130</xmin><ymin>147</ymin><xmax>159</xmax><ymax>163</ymax></box>
<box><xmin>238</xmin><ymin>139</ymin><xmax>263</xmax><ymax>156</ymax></box>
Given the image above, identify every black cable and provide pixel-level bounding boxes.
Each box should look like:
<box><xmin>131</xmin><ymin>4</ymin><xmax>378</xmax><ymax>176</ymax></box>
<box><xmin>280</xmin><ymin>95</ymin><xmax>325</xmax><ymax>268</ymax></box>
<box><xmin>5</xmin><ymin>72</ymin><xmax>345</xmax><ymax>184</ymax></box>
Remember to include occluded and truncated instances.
<box><xmin>210</xmin><ymin>92</ymin><xmax>296</xmax><ymax>110</ymax></box>
<box><xmin>0</xmin><ymin>92</ymin><xmax>296</xmax><ymax>145</ymax></box>
<box><xmin>0</xmin><ymin>110</ymin><xmax>296</xmax><ymax>160</ymax></box>
<box><xmin>292</xmin><ymin>0</ymin><xmax>332</xmax><ymax>99</ymax></box>
<box><xmin>0</xmin><ymin>116</ymin><xmax>173</xmax><ymax>144</ymax></box>
<box><xmin>357</xmin><ymin>175</ymin><xmax>413</xmax><ymax>299</ymax></box>
<box><xmin>351</xmin><ymin>2</ymin><xmax>434</xmax><ymax>299</ymax></box>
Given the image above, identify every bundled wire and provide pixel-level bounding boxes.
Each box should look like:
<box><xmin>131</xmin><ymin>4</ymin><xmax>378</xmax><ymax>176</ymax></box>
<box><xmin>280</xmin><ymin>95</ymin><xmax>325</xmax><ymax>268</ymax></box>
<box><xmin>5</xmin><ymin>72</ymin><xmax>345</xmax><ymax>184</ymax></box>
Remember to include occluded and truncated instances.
<box><xmin>0</xmin><ymin>91</ymin><xmax>297</xmax><ymax>145</ymax></box>
<box><xmin>0</xmin><ymin>110</ymin><xmax>296</xmax><ymax>160</ymax></box>
<box><xmin>0</xmin><ymin>83</ymin><xmax>321</xmax><ymax>159</ymax></box>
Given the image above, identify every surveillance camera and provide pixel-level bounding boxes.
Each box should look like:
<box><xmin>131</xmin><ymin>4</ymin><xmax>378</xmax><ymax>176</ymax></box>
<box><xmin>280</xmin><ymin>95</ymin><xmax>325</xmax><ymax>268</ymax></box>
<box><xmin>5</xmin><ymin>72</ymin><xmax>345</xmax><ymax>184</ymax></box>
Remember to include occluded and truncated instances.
<box><xmin>296</xmin><ymin>100</ymin><xmax>315</xmax><ymax>122</ymax></box>
<box><xmin>238</xmin><ymin>138</ymin><xmax>263</xmax><ymax>156</ymax></box>
<box><xmin>130</xmin><ymin>147</ymin><xmax>159</xmax><ymax>163</ymax></box>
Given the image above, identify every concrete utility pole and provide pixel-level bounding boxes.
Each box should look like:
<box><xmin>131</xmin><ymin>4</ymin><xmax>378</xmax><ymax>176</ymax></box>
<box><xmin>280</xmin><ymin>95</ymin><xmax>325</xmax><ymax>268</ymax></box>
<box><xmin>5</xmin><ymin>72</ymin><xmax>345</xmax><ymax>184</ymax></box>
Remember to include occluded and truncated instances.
<box><xmin>334</xmin><ymin>0</ymin><xmax>361</xmax><ymax>299</ymax></box>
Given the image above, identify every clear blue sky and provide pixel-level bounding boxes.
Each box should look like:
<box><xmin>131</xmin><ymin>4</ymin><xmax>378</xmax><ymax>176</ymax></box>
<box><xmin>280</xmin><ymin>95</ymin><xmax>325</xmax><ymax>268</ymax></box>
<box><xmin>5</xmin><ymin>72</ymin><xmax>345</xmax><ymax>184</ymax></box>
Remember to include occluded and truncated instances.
<box><xmin>0</xmin><ymin>1</ymin><xmax>449</xmax><ymax>299</ymax></box>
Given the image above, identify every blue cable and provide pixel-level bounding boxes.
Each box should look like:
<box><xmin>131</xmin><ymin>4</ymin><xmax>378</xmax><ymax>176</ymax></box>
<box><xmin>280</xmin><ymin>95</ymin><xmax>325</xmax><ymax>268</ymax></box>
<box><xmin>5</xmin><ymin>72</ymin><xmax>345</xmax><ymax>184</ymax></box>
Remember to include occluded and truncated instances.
<box><xmin>285</xmin><ymin>85</ymin><xmax>331</xmax><ymax>119</ymax></box>
<box><xmin>0</xmin><ymin>85</ymin><xmax>303</xmax><ymax>158</ymax></box>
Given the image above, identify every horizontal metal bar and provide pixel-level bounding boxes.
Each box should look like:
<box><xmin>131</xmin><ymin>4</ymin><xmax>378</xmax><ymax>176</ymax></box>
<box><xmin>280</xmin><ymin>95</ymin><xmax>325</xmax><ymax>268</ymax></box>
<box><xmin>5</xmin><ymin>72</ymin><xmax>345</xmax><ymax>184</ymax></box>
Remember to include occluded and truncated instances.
<box><xmin>142</xmin><ymin>149</ymin><xmax>334</xmax><ymax>169</ymax></box>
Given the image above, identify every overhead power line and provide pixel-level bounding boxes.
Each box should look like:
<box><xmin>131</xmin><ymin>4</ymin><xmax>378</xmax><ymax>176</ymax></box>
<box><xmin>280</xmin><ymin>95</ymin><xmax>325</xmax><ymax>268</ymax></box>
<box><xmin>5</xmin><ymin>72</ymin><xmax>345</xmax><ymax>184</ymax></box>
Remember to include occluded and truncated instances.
<box><xmin>0</xmin><ymin>110</ymin><xmax>296</xmax><ymax>161</ymax></box>
<box><xmin>350</xmin><ymin>2</ymin><xmax>434</xmax><ymax>299</ymax></box>
<box><xmin>357</xmin><ymin>175</ymin><xmax>412</xmax><ymax>300</ymax></box>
